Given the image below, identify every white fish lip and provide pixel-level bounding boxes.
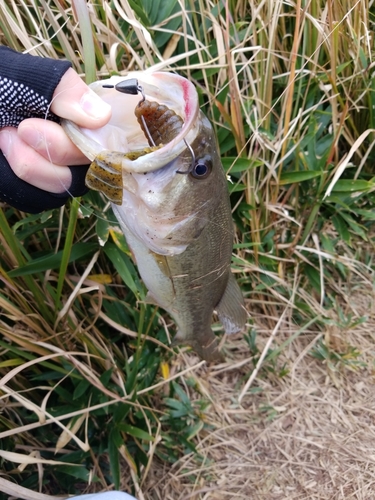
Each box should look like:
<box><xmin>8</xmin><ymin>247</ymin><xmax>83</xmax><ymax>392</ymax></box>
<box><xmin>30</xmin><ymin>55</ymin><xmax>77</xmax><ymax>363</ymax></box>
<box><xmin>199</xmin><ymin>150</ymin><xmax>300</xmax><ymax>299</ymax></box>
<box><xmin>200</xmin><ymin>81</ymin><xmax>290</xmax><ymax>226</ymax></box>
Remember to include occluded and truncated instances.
<box><xmin>61</xmin><ymin>71</ymin><xmax>200</xmax><ymax>173</ymax></box>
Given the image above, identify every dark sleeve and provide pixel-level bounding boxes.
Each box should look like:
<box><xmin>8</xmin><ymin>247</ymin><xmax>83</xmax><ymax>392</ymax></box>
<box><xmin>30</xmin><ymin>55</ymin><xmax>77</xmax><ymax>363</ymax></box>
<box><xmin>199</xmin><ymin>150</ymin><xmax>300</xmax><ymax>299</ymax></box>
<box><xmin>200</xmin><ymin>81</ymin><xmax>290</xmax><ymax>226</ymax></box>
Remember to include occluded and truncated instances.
<box><xmin>0</xmin><ymin>46</ymin><xmax>89</xmax><ymax>213</ymax></box>
<box><xmin>0</xmin><ymin>153</ymin><xmax>89</xmax><ymax>213</ymax></box>
<box><xmin>0</xmin><ymin>46</ymin><xmax>72</xmax><ymax>127</ymax></box>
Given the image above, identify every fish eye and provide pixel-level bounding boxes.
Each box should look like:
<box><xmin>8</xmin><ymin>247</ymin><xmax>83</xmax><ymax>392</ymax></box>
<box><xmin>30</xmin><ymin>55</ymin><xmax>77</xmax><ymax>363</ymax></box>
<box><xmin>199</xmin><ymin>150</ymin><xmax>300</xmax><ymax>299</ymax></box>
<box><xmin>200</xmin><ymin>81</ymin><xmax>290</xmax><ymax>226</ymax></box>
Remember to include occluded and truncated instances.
<box><xmin>190</xmin><ymin>158</ymin><xmax>212</xmax><ymax>179</ymax></box>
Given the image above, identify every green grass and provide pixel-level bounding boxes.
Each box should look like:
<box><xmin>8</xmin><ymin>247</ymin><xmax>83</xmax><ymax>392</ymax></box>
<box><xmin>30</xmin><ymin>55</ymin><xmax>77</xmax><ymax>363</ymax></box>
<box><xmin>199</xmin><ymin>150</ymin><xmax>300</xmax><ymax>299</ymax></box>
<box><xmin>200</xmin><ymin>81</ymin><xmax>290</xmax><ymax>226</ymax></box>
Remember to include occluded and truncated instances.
<box><xmin>1</xmin><ymin>0</ymin><xmax>375</xmax><ymax>497</ymax></box>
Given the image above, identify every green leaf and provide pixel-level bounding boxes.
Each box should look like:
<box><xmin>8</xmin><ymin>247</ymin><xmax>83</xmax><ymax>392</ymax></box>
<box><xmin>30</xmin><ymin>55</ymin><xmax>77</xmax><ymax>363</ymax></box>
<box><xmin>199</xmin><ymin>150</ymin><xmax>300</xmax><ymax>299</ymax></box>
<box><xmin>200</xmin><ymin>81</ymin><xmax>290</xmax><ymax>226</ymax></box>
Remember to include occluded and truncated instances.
<box><xmin>113</xmin><ymin>402</ymin><xmax>132</xmax><ymax>424</ymax></box>
<box><xmin>78</xmin><ymin>204</ymin><xmax>94</xmax><ymax>218</ymax></box>
<box><xmin>172</xmin><ymin>381</ymin><xmax>191</xmax><ymax>406</ymax></box>
<box><xmin>164</xmin><ymin>398</ymin><xmax>189</xmax><ymax>418</ymax></box>
<box><xmin>335</xmin><ymin>61</ymin><xmax>353</xmax><ymax>75</ymax></box>
<box><xmin>331</xmin><ymin>179</ymin><xmax>374</xmax><ymax>192</ymax></box>
<box><xmin>108</xmin><ymin>429</ymin><xmax>121</xmax><ymax>490</ymax></box>
<box><xmin>222</xmin><ymin>157</ymin><xmax>262</xmax><ymax>173</ymax></box>
<box><xmin>56</xmin><ymin>465</ymin><xmax>89</xmax><ymax>481</ymax></box>
<box><xmin>304</xmin><ymin>265</ymin><xmax>321</xmax><ymax>293</ymax></box>
<box><xmin>117</xmin><ymin>424</ymin><xmax>154</xmax><ymax>441</ymax></box>
<box><xmin>12</xmin><ymin>210</ymin><xmax>54</xmax><ymax>232</ymax></box>
<box><xmin>0</xmin><ymin>358</ymin><xmax>24</xmax><ymax>368</ymax></box>
<box><xmin>110</xmin><ymin>228</ymin><xmax>130</xmax><ymax>254</ymax></box>
<box><xmin>8</xmin><ymin>243</ymin><xmax>98</xmax><ymax>277</ymax></box>
<box><xmin>332</xmin><ymin>214</ymin><xmax>351</xmax><ymax>245</ymax></box>
<box><xmin>279</xmin><ymin>170</ymin><xmax>325</xmax><ymax>184</ymax></box>
<box><xmin>73</xmin><ymin>379</ymin><xmax>91</xmax><ymax>400</ymax></box>
<box><xmin>339</xmin><ymin>212</ymin><xmax>368</xmax><ymax>240</ymax></box>
<box><xmin>103</xmin><ymin>243</ymin><xmax>140</xmax><ymax>296</ymax></box>
<box><xmin>73</xmin><ymin>0</ymin><xmax>96</xmax><ymax>84</ymax></box>
<box><xmin>229</xmin><ymin>182</ymin><xmax>246</xmax><ymax>193</ymax></box>
<box><xmin>96</xmin><ymin>218</ymin><xmax>110</xmax><ymax>246</ymax></box>
<box><xmin>127</xmin><ymin>0</ymin><xmax>150</xmax><ymax>25</ymax></box>
<box><xmin>150</xmin><ymin>0</ymin><xmax>178</xmax><ymax>25</ymax></box>
<box><xmin>164</xmin><ymin>398</ymin><xmax>185</xmax><ymax>411</ymax></box>
<box><xmin>185</xmin><ymin>421</ymin><xmax>204</xmax><ymax>440</ymax></box>
<box><xmin>355</xmin><ymin>209</ymin><xmax>375</xmax><ymax>220</ymax></box>
<box><xmin>56</xmin><ymin>197</ymin><xmax>81</xmax><ymax>307</ymax></box>
<box><xmin>100</xmin><ymin>368</ymin><xmax>114</xmax><ymax>387</ymax></box>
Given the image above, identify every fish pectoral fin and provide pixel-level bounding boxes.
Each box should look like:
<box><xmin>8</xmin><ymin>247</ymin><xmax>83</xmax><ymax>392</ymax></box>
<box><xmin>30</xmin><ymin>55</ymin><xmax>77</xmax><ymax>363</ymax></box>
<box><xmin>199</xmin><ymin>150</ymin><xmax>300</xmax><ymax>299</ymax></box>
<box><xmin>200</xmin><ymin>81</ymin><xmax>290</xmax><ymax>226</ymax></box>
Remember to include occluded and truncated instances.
<box><xmin>215</xmin><ymin>273</ymin><xmax>247</xmax><ymax>335</ymax></box>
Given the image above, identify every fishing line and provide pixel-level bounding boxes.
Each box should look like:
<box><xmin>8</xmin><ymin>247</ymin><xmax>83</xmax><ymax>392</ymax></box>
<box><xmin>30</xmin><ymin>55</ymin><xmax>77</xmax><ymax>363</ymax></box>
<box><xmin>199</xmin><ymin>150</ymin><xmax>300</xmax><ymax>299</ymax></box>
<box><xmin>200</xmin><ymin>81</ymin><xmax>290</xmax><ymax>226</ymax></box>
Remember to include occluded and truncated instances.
<box><xmin>45</xmin><ymin>87</ymin><xmax>224</xmax><ymax>237</ymax></box>
<box><xmin>102</xmin><ymin>78</ymin><xmax>197</xmax><ymax>174</ymax></box>
<box><xmin>19</xmin><ymin>20</ymin><xmax>115</xmax><ymax>222</ymax></box>
<box><xmin>42</xmin><ymin>86</ymin><xmax>253</xmax><ymax>244</ymax></box>
<box><xmin>103</xmin><ymin>79</ymin><xmax>156</xmax><ymax>148</ymax></box>
<box><xmin>43</xmin><ymin>84</ymin><xmax>118</xmax><ymax>224</ymax></box>
<box><xmin>44</xmin><ymin>75</ymin><xmax>202</xmax><ymax>225</ymax></box>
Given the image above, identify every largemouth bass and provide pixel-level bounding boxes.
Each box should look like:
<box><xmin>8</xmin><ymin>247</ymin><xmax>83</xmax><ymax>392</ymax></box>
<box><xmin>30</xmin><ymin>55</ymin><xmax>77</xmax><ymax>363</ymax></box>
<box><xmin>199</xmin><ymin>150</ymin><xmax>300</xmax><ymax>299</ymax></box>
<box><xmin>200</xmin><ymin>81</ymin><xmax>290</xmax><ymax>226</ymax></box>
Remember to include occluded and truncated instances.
<box><xmin>63</xmin><ymin>72</ymin><xmax>247</xmax><ymax>362</ymax></box>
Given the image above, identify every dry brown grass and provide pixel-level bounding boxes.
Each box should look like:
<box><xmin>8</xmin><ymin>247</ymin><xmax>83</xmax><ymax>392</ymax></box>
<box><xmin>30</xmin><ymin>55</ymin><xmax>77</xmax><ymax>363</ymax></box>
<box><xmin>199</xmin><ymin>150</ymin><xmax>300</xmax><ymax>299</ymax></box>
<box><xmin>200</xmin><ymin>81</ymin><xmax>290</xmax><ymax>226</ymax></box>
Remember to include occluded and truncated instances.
<box><xmin>139</xmin><ymin>285</ymin><xmax>375</xmax><ymax>500</ymax></box>
<box><xmin>1</xmin><ymin>1</ymin><xmax>375</xmax><ymax>498</ymax></box>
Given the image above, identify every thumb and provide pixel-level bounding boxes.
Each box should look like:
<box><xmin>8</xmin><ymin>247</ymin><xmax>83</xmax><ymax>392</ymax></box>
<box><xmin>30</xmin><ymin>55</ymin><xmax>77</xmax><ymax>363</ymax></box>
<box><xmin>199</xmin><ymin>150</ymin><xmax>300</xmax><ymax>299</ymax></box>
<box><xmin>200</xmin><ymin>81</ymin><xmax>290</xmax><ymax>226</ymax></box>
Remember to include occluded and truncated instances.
<box><xmin>51</xmin><ymin>68</ymin><xmax>111</xmax><ymax>128</ymax></box>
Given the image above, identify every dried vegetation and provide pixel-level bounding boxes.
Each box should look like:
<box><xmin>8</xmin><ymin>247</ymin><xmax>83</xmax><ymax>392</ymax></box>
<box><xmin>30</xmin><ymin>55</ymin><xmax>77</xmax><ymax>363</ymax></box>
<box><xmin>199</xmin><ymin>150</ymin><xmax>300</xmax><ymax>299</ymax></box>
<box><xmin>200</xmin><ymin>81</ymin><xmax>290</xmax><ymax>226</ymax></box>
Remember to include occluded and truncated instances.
<box><xmin>1</xmin><ymin>0</ymin><xmax>375</xmax><ymax>499</ymax></box>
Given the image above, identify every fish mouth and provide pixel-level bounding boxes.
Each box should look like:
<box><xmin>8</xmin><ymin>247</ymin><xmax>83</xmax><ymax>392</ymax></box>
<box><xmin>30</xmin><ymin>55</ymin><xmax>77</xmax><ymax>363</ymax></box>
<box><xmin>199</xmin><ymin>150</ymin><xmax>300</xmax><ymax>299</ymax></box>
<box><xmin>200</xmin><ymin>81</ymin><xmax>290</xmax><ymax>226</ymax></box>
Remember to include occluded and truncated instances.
<box><xmin>62</xmin><ymin>72</ymin><xmax>200</xmax><ymax>174</ymax></box>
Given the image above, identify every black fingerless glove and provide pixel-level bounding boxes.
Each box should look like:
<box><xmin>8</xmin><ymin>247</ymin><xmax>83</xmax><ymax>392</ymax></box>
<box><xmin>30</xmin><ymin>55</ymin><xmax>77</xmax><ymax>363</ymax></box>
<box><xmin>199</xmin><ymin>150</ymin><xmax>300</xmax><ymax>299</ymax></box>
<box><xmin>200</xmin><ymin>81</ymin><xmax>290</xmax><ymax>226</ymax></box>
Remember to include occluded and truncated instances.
<box><xmin>0</xmin><ymin>151</ymin><xmax>89</xmax><ymax>213</ymax></box>
<box><xmin>0</xmin><ymin>46</ymin><xmax>89</xmax><ymax>213</ymax></box>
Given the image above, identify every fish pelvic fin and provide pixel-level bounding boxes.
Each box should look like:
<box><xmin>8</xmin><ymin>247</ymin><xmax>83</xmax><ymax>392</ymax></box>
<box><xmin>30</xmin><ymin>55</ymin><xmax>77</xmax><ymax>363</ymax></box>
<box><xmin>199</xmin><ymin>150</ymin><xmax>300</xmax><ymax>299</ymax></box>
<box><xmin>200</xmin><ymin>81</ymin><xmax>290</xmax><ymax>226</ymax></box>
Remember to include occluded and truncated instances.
<box><xmin>216</xmin><ymin>273</ymin><xmax>247</xmax><ymax>335</ymax></box>
<box><xmin>172</xmin><ymin>329</ymin><xmax>224</xmax><ymax>363</ymax></box>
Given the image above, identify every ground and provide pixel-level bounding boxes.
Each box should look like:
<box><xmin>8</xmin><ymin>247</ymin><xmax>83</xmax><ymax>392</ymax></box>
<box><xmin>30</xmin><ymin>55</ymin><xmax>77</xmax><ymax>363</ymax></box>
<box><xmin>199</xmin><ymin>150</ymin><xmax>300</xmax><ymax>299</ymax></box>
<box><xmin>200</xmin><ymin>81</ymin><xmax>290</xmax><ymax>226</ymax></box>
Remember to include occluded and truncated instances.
<box><xmin>140</xmin><ymin>286</ymin><xmax>375</xmax><ymax>499</ymax></box>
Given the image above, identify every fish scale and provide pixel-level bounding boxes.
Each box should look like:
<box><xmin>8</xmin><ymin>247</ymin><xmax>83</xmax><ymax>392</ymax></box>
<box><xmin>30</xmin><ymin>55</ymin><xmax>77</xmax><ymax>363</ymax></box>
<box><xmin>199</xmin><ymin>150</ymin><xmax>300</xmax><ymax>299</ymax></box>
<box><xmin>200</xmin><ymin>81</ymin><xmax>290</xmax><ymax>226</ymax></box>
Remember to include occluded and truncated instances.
<box><xmin>62</xmin><ymin>71</ymin><xmax>247</xmax><ymax>361</ymax></box>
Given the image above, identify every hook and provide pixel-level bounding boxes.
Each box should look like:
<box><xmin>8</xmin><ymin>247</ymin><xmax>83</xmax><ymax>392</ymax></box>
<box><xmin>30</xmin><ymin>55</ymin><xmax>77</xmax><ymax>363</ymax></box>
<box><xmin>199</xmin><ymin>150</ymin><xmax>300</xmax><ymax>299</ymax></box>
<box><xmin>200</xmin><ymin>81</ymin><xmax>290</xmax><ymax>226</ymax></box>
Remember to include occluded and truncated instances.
<box><xmin>103</xmin><ymin>79</ymin><xmax>153</xmax><ymax>145</ymax></box>
<box><xmin>176</xmin><ymin>139</ymin><xmax>195</xmax><ymax>175</ymax></box>
<box><xmin>103</xmin><ymin>78</ymin><xmax>195</xmax><ymax>171</ymax></box>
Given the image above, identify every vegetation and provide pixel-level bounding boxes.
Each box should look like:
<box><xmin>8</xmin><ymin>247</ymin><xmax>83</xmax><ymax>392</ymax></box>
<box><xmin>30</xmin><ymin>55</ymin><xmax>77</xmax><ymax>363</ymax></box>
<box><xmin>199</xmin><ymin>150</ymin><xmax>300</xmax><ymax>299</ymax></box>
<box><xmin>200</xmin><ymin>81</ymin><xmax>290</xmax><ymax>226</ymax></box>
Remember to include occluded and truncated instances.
<box><xmin>0</xmin><ymin>0</ymin><xmax>374</xmax><ymax>497</ymax></box>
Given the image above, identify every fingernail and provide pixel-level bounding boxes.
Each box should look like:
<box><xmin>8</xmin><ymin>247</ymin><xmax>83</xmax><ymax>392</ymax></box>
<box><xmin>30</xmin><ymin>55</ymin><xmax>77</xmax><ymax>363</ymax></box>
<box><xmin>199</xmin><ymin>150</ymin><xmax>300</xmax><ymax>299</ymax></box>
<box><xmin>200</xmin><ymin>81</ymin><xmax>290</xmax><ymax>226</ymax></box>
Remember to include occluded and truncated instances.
<box><xmin>0</xmin><ymin>130</ymin><xmax>12</xmax><ymax>158</ymax></box>
<box><xmin>80</xmin><ymin>89</ymin><xmax>111</xmax><ymax>120</ymax></box>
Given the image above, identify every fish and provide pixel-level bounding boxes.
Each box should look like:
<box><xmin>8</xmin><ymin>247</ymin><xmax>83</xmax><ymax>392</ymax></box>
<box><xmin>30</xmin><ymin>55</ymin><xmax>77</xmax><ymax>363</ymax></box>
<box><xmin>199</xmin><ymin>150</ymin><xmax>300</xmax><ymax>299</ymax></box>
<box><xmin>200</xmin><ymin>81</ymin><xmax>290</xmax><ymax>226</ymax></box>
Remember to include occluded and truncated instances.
<box><xmin>62</xmin><ymin>71</ymin><xmax>247</xmax><ymax>362</ymax></box>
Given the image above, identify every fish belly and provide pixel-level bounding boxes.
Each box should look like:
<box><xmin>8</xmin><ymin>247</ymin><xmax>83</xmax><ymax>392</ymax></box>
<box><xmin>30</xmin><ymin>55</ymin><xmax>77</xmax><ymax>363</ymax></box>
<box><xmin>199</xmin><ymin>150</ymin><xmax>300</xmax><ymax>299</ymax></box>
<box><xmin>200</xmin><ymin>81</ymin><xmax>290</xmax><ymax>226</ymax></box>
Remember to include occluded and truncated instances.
<box><xmin>113</xmin><ymin>199</ymin><xmax>234</xmax><ymax>361</ymax></box>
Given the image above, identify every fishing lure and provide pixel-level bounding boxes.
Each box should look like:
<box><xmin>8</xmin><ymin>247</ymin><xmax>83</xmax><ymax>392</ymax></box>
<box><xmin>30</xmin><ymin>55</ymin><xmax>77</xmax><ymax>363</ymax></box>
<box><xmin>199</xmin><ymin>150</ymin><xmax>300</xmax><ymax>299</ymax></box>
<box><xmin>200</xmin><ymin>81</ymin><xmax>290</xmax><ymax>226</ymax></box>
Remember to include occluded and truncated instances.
<box><xmin>101</xmin><ymin>79</ymin><xmax>198</xmax><ymax>175</ymax></box>
<box><xmin>62</xmin><ymin>71</ymin><xmax>247</xmax><ymax>361</ymax></box>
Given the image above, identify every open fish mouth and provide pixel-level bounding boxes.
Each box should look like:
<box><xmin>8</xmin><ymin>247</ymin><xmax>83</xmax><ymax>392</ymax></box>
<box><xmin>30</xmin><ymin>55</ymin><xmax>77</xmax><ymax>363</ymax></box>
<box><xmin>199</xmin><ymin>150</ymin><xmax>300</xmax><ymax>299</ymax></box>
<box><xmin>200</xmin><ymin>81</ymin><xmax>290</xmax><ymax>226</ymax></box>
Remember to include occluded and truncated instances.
<box><xmin>62</xmin><ymin>71</ymin><xmax>200</xmax><ymax>175</ymax></box>
<box><xmin>61</xmin><ymin>71</ymin><xmax>247</xmax><ymax>361</ymax></box>
<box><xmin>62</xmin><ymin>70</ymin><xmax>217</xmax><ymax>255</ymax></box>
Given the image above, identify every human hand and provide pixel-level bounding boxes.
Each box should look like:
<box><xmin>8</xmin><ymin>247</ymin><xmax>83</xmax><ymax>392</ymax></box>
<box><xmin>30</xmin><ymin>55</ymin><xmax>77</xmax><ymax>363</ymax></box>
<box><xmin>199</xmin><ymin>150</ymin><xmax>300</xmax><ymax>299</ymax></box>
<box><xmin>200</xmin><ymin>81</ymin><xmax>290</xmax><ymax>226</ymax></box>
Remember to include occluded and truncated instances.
<box><xmin>0</xmin><ymin>68</ymin><xmax>111</xmax><ymax>196</ymax></box>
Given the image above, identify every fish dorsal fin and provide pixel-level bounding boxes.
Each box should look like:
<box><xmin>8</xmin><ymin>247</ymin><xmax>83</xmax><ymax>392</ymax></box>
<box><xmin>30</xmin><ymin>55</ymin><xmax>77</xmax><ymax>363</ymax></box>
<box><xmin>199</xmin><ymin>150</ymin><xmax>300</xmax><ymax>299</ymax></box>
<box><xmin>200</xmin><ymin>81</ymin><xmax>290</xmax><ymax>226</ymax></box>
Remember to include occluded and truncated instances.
<box><xmin>215</xmin><ymin>273</ymin><xmax>247</xmax><ymax>334</ymax></box>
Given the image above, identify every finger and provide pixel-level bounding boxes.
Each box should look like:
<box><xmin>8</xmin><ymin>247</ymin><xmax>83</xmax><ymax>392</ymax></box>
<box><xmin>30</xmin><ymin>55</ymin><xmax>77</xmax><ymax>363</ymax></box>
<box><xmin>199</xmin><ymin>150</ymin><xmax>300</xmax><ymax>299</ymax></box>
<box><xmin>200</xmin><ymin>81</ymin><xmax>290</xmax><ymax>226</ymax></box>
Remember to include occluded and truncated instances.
<box><xmin>0</xmin><ymin>145</ymin><xmax>88</xmax><ymax>213</ymax></box>
<box><xmin>18</xmin><ymin>119</ymin><xmax>89</xmax><ymax>166</ymax></box>
<box><xmin>0</xmin><ymin>127</ymin><xmax>72</xmax><ymax>194</ymax></box>
<box><xmin>51</xmin><ymin>68</ymin><xmax>111</xmax><ymax>128</ymax></box>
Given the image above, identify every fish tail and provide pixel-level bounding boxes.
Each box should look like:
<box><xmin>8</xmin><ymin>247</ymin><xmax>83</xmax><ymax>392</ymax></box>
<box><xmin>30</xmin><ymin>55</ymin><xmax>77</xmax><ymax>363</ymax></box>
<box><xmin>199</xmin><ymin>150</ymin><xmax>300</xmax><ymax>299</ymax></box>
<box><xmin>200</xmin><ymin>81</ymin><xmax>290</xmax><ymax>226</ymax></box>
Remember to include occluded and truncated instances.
<box><xmin>173</xmin><ymin>328</ymin><xmax>224</xmax><ymax>363</ymax></box>
<box><xmin>193</xmin><ymin>332</ymin><xmax>224</xmax><ymax>363</ymax></box>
